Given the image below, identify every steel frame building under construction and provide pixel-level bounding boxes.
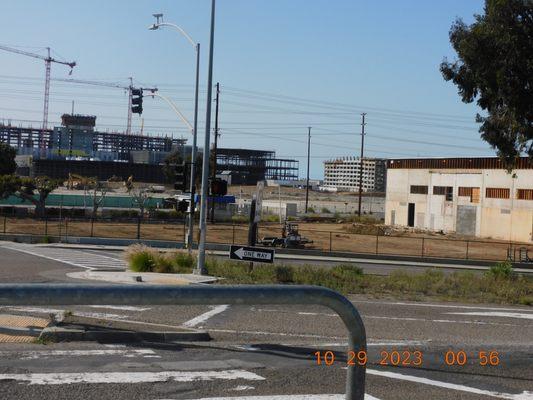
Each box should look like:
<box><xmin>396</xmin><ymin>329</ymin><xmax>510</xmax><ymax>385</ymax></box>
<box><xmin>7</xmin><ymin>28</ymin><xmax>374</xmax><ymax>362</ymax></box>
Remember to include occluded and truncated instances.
<box><xmin>0</xmin><ymin>116</ymin><xmax>186</xmax><ymax>161</ymax></box>
<box><xmin>216</xmin><ymin>148</ymin><xmax>299</xmax><ymax>185</ymax></box>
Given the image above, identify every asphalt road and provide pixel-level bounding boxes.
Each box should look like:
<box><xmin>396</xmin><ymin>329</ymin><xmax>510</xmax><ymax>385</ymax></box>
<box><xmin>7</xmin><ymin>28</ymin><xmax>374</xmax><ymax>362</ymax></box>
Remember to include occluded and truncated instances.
<box><xmin>0</xmin><ymin>243</ymin><xmax>531</xmax><ymax>400</ymax></box>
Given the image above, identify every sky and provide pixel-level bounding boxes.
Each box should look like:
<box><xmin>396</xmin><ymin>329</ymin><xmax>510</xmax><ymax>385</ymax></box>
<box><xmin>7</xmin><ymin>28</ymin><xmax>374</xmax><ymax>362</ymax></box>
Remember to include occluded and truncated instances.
<box><xmin>0</xmin><ymin>0</ymin><xmax>491</xmax><ymax>179</ymax></box>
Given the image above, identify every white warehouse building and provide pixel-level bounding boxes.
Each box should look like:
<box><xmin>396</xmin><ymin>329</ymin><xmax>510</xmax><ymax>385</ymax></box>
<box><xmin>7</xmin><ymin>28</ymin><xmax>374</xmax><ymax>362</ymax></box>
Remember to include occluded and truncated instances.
<box><xmin>323</xmin><ymin>157</ymin><xmax>386</xmax><ymax>192</ymax></box>
<box><xmin>385</xmin><ymin>158</ymin><xmax>533</xmax><ymax>242</ymax></box>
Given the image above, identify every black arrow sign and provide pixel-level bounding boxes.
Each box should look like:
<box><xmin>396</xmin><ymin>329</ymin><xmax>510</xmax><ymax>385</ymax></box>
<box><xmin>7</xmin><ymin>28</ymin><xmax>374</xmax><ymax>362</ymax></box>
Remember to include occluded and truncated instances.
<box><xmin>229</xmin><ymin>245</ymin><xmax>275</xmax><ymax>264</ymax></box>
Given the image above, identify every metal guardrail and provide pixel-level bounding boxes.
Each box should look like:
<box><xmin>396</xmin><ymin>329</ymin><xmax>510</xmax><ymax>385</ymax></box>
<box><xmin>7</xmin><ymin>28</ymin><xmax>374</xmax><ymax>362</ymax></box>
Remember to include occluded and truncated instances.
<box><xmin>0</xmin><ymin>284</ymin><xmax>366</xmax><ymax>400</ymax></box>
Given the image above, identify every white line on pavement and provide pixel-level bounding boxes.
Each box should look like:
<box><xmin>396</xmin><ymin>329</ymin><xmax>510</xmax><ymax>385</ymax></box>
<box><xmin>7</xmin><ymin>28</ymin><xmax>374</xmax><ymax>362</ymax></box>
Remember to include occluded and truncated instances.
<box><xmin>183</xmin><ymin>305</ymin><xmax>229</xmax><ymax>328</ymax></box>
<box><xmin>446</xmin><ymin>311</ymin><xmax>533</xmax><ymax>321</ymax></box>
<box><xmin>164</xmin><ymin>395</ymin><xmax>381</xmax><ymax>400</ymax></box>
<box><xmin>253</xmin><ymin>308</ymin><xmax>522</xmax><ymax>327</ymax></box>
<box><xmin>0</xmin><ymin>369</ymin><xmax>265</xmax><ymax>385</ymax></box>
<box><xmin>0</xmin><ymin>349</ymin><xmax>160</xmax><ymax>360</ymax></box>
<box><xmin>352</xmin><ymin>300</ymin><xmax>533</xmax><ymax>313</ymax></box>
<box><xmin>89</xmin><ymin>305</ymin><xmax>151</xmax><ymax>312</ymax></box>
<box><xmin>367</xmin><ymin>369</ymin><xmax>533</xmax><ymax>399</ymax></box>
<box><xmin>5</xmin><ymin>307</ymin><xmax>129</xmax><ymax>320</ymax></box>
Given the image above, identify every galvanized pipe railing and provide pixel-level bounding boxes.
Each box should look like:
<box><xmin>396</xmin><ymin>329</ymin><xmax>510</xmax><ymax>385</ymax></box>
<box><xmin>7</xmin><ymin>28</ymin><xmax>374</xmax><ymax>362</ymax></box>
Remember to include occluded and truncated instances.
<box><xmin>0</xmin><ymin>284</ymin><xmax>366</xmax><ymax>400</ymax></box>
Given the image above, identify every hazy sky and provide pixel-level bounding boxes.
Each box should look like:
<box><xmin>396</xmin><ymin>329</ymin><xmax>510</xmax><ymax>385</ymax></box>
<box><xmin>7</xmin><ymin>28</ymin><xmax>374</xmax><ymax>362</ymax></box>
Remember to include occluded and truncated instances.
<box><xmin>0</xmin><ymin>0</ymin><xmax>491</xmax><ymax>178</ymax></box>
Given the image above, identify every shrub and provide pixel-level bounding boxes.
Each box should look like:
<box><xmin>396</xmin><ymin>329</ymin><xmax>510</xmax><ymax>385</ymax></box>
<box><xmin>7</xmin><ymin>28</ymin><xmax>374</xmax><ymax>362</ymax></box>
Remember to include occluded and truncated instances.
<box><xmin>274</xmin><ymin>265</ymin><xmax>294</xmax><ymax>283</ymax></box>
<box><xmin>321</xmin><ymin>207</ymin><xmax>331</xmax><ymax>214</ymax></box>
<box><xmin>171</xmin><ymin>251</ymin><xmax>195</xmax><ymax>273</ymax></box>
<box><xmin>307</xmin><ymin>206</ymin><xmax>315</xmax><ymax>213</ymax></box>
<box><xmin>231</xmin><ymin>215</ymin><xmax>248</xmax><ymax>223</ymax></box>
<box><xmin>486</xmin><ymin>261</ymin><xmax>514</xmax><ymax>280</ymax></box>
<box><xmin>153</xmin><ymin>254</ymin><xmax>175</xmax><ymax>273</ymax></box>
<box><xmin>124</xmin><ymin>244</ymin><xmax>157</xmax><ymax>272</ymax></box>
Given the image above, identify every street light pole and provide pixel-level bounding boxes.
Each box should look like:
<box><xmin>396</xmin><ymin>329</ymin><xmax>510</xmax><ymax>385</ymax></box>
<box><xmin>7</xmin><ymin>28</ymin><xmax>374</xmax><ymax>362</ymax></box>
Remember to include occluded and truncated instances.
<box><xmin>196</xmin><ymin>0</ymin><xmax>216</xmax><ymax>275</ymax></box>
<box><xmin>149</xmin><ymin>14</ymin><xmax>200</xmax><ymax>252</ymax></box>
<box><xmin>358</xmin><ymin>113</ymin><xmax>366</xmax><ymax>217</ymax></box>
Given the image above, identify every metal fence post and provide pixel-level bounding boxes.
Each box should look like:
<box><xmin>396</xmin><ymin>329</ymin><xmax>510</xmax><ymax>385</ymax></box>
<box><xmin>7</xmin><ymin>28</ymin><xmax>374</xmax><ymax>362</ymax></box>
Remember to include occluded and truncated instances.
<box><xmin>0</xmin><ymin>284</ymin><xmax>366</xmax><ymax>400</ymax></box>
<box><xmin>183</xmin><ymin>219</ymin><xmax>187</xmax><ymax>246</ymax></box>
<box><xmin>375</xmin><ymin>233</ymin><xmax>379</xmax><ymax>255</ymax></box>
<box><xmin>65</xmin><ymin>217</ymin><xmax>68</xmax><ymax>240</ymax></box>
<box><xmin>466</xmin><ymin>240</ymin><xmax>470</xmax><ymax>260</ymax></box>
<box><xmin>90</xmin><ymin>217</ymin><xmax>94</xmax><ymax>237</ymax></box>
<box><xmin>329</xmin><ymin>231</ymin><xmax>332</xmax><ymax>252</ymax></box>
<box><xmin>232</xmin><ymin>223</ymin><xmax>235</xmax><ymax>244</ymax></box>
<box><xmin>3</xmin><ymin>215</ymin><xmax>6</xmax><ymax>234</ymax></box>
<box><xmin>136</xmin><ymin>216</ymin><xmax>141</xmax><ymax>240</ymax></box>
<box><xmin>421</xmin><ymin>237</ymin><xmax>425</xmax><ymax>257</ymax></box>
<box><xmin>44</xmin><ymin>217</ymin><xmax>48</xmax><ymax>236</ymax></box>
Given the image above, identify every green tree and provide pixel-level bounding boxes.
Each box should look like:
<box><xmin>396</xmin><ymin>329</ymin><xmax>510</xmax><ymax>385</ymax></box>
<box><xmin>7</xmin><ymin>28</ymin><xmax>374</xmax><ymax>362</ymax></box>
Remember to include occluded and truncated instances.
<box><xmin>17</xmin><ymin>176</ymin><xmax>61</xmax><ymax>217</ymax></box>
<box><xmin>440</xmin><ymin>0</ymin><xmax>533</xmax><ymax>166</ymax></box>
<box><xmin>0</xmin><ymin>142</ymin><xmax>17</xmax><ymax>175</ymax></box>
<box><xmin>0</xmin><ymin>175</ymin><xmax>21</xmax><ymax>199</ymax></box>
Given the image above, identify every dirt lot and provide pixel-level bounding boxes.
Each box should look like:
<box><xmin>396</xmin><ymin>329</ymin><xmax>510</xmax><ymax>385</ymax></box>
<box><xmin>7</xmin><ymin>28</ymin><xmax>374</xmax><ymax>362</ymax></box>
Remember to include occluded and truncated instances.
<box><xmin>3</xmin><ymin>217</ymin><xmax>530</xmax><ymax>263</ymax></box>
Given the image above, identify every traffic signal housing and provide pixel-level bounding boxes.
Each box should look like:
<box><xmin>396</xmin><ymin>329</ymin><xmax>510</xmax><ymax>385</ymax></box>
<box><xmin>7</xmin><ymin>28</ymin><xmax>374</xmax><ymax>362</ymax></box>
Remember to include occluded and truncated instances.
<box><xmin>131</xmin><ymin>88</ymin><xmax>143</xmax><ymax>114</ymax></box>
<box><xmin>173</xmin><ymin>162</ymin><xmax>189</xmax><ymax>192</ymax></box>
<box><xmin>211</xmin><ymin>178</ymin><xmax>228</xmax><ymax>196</ymax></box>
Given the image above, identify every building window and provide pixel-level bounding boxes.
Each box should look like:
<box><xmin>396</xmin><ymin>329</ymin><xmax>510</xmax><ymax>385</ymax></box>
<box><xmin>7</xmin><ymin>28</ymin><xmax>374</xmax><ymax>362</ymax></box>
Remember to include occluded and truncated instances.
<box><xmin>410</xmin><ymin>185</ymin><xmax>428</xmax><ymax>194</ymax></box>
<box><xmin>433</xmin><ymin>186</ymin><xmax>453</xmax><ymax>200</ymax></box>
<box><xmin>459</xmin><ymin>186</ymin><xmax>480</xmax><ymax>203</ymax></box>
<box><xmin>486</xmin><ymin>188</ymin><xmax>510</xmax><ymax>199</ymax></box>
<box><xmin>517</xmin><ymin>189</ymin><xmax>533</xmax><ymax>200</ymax></box>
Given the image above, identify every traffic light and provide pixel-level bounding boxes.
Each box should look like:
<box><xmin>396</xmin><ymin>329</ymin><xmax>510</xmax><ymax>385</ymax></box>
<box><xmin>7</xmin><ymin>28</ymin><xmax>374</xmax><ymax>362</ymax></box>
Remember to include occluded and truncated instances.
<box><xmin>211</xmin><ymin>178</ymin><xmax>228</xmax><ymax>196</ymax></box>
<box><xmin>177</xmin><ymin>199</ymin><xmax>189</xmax><ymax>213</ymax></box>
<box><xmin>173</xmin><ymin>162</ymin><xmax>189</xmax><ymax>191</ymax></box>
<box><xmin>131</xmin><ymin>88</ymin><xmax>143</xmax><ymax>115</ymax></box>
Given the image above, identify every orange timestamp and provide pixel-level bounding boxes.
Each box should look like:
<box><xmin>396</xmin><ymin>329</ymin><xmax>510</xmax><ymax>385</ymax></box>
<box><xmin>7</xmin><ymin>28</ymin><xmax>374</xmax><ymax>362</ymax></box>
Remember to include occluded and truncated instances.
<box><xmin>313</xmin><ymin>349</ymin><xmax>501</xmax><ymax>367</ymax></box>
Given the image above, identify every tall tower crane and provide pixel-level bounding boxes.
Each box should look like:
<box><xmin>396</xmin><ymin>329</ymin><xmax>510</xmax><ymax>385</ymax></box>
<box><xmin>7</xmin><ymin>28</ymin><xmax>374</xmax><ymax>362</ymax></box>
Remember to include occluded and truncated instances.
<box><xmin>0</xmin><ymin>45</ymin><xmax>76</xmax><ymax>131</ymax></box>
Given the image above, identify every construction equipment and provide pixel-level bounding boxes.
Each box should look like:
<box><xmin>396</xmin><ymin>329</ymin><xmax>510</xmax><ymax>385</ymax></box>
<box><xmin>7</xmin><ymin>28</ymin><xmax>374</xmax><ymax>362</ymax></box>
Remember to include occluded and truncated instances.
<box><xmin>0</xmin><ymin>45</ymin><xmax>76</xmax><ymax>133</ymax></box>
<box><xmin>260</xmin><ymin>221</ymin><xmax>313</xmax><ymax>248</ymax></box>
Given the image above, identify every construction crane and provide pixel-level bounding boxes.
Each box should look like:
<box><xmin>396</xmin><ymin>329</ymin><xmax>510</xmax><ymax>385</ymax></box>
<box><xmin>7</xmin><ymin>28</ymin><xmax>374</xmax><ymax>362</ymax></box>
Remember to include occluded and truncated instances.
<box><xmin>0</xmin><ymin>45</ymin><xmax>76</xmax><ymax>132</ymax></box>
<box><xmin>55</xmin><ymin>77</ymin><xmax>157</xmax><ymax>135</ymax></box>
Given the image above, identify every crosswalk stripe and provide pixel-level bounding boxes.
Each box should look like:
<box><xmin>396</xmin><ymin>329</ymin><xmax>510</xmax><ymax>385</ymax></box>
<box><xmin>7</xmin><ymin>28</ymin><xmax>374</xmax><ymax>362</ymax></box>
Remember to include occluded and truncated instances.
<box><xmin>0</xmin><ymin>242</ymin><xmax>126</xmax><ymax>270</ymax></box>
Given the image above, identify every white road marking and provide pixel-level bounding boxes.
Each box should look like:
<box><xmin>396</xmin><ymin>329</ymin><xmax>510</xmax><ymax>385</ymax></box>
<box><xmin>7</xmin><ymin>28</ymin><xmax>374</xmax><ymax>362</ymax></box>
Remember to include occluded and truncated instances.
<box><xmin>367</xmin><ymin>369</ymin><xmax>533</xmax><ymax>399</ymax></box>
<box><xmin>0</xmin><ymin>369</ymin><xmax>265</xmax><ymax>385</ymax></box>
<box><xmin>0</xmin><ymin>349</ymin><xmax>159</xmax><ymax>359</ymax></box>
<box><xmin>178</xmin><ymin>395</ymin><xmax>381</xmax><ymax>400</ymax></box>
<box><xmin>447</xmin><ymin>311</ymin><xmax>533</xmax><ymax>321</ymax></box>
<box><xmin>233</xmin><ymin>340</ymin><xmax>430</xmax><ymax>350</ymax></box>
<box><xmin>230</xmin><ymin>385</ymin><xmax>255</xmax><ymax>391</ymax></box>
<box><xmin>89</xmin><ymin>305</ymin><xmax>151</xmax><ymax>312</ymax></box>
<box><xmin>184</xmin><ymin>305</ymin><xmax>229</xmax><ymax>328</ymax></box>
<box><xmin>0</xmin><ymin>242</ymin><xmax>126</xmax><ymax>270</ymax></box>
<box><xmin>254</xmin><ymin>308</ymin><xmax>522</xmax><ymax>327</ymax></box>
<box><xmin>353</xmin><ymin>300</ymin><xmax>533</xmax><ymax>313</ymax></box>
<box><xmin>5</xmin><ymin>307</ymin><xmax>129</xmax><ymax>320</ymax></box>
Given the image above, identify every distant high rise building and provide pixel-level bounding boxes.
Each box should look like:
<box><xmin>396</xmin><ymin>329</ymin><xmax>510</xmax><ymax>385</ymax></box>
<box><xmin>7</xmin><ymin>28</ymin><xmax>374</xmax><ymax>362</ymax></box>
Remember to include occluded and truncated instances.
<box><xmin>323</xmin><ymin>157</ymin><xmax>386</xmax><ymax>192</ymax></box>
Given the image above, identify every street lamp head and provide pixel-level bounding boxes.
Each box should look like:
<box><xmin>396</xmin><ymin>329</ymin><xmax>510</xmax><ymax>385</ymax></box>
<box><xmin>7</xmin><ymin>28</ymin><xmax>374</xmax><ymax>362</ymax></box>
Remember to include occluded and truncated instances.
<box><xmin>152</xmin><ymin>13</ymin><xmax>164</xmax><ymax>24</ymax></box>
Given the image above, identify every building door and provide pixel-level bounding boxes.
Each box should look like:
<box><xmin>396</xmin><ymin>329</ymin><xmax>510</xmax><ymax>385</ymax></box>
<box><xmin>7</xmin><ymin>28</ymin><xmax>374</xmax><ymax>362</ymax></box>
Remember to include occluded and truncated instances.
<box><xmin>456</xmin><ymin>205</ymin><xmax>477</xmax><ymax>236</ymax></box>
<box><xmin>407</xmin><ymin>203</ymin><xmax>415</xmax><ymax>227</ymax></box>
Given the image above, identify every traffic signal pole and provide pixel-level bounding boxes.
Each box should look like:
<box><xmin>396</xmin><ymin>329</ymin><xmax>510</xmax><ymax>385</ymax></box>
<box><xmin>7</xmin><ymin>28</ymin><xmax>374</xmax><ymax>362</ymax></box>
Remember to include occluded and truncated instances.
<box><xmin>187</xmin><ymin>43</ymin><xmax>201</xmax><ymax>251</ymax></box>
<box><xmin>210</xmin><ymin>82</ymin><xmax>220</xmax><ymax>223</ymax></box>
<box><xmin>196</xmin><ymin>0</ymin><xmax>216</xmax><ymax>275</ymax></box>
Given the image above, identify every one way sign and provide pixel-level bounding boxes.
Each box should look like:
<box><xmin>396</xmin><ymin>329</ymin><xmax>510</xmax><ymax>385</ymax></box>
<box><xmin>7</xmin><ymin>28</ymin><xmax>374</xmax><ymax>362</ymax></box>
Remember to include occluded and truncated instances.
<box><xmin>229</xmin><ymin>245</ymin><xmax>275</xmax><ymax>263</ymax></box>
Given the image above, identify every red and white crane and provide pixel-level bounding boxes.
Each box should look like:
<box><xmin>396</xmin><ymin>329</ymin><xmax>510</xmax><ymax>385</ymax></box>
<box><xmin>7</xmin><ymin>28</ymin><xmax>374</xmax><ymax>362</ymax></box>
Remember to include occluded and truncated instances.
<box><xmin>0</xmin><ymin>45</ymin><xmax>76</xmax><ymax>131</ymax></box>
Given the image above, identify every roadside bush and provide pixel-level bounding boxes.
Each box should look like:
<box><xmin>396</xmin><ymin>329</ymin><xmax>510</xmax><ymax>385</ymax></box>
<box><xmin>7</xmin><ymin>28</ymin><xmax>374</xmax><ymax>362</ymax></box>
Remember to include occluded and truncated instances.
<box><xmin>262</xmin><ymin>214</ymin><xmax>280</xmax><ymax>223</ymax></box>
<box><xmin>321</xmin><ymin>207</ymin><xmax>331</xmax><ymax>214</ymax></box>
<box><xmin>124</xmin><ymin>244</ymin><xmax>157</xmax><ymax>272</ymax></box>
<box><xmin>486</xmin><ymin>261</ymin><xmax>514</xmax><ymax>280</ymax></box>
<box><xmin>153</xmin><ymin>254</ymin><xmax>175</xmax><ymax>273</ymax></box>
<box><xmin>171</xmin><ymin>251</ymin><xmax>195</xmax><ymax>273</ymax></box>
<box><xmin>307</xmin><ymin>206</ymin><xmax>315</xmax><ymax>213</ymax></box>
<box><xmin>231</xmin><ymin>215</ymin><xmax>248</xmax><ymax>223</ymax></box>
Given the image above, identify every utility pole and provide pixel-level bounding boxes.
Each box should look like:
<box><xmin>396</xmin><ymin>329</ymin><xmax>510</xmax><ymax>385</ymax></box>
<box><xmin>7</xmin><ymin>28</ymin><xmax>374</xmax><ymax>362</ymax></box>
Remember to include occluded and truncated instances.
<box><xmin>305</xmin><ymin>126</ymin><xmax>311</xmax><ymax>213</ymax></box>
<box><xmin>210</xmin><ymin>82</ymin><xmax>220</xmax><ymax>223</ymax></box>
<box><xmin>358</xmin><ymin>113</ymin><xmax>366</xmax><ymax>217</ymax></box>
<box><xmin>196</xmin><ymin>0</ymin><xmax>216</xmax><ymax>275</ymax></box>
